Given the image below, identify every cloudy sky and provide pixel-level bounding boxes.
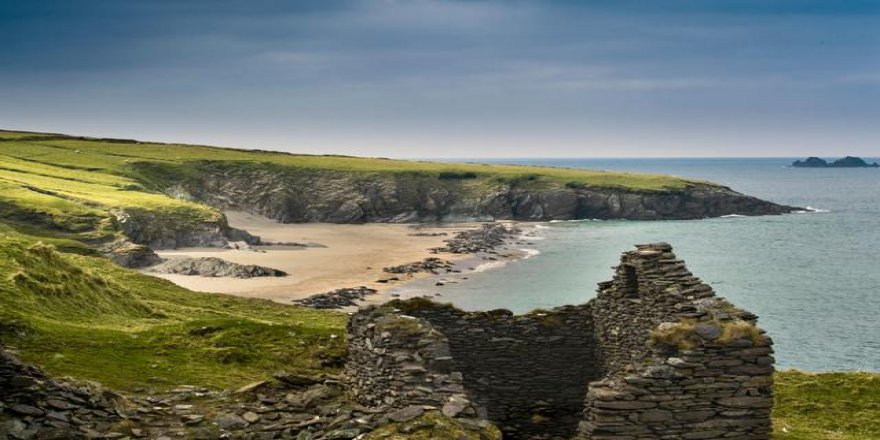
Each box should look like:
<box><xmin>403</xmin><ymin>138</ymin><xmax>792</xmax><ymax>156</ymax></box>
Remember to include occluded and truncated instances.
<box><xmin>1</xmin><ymin>1</ymin><xmax>878</xmax><ymax>157</ymax></box>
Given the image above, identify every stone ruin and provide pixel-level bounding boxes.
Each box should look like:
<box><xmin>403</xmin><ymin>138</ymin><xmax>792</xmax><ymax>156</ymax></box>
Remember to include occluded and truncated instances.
<box><xmin>345</xmin><ymin>243</ymin><xmax>775</xmax><ymax>439</ymax></box>
<box><xmin>0</xmin><ymin>346</ymin><xmax>126</xmax><ymax>439</ymax></box>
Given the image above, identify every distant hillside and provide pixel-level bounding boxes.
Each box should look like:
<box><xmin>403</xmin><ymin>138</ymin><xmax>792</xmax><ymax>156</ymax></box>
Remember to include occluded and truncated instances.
<box><xmin>0</xmin><ymin>129</ymin><xmax>795</xmax><ymax>252</ymax></box>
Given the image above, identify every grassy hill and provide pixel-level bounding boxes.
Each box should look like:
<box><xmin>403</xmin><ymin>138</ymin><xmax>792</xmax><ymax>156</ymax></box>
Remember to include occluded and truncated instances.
<box><xmin>0</xmin><ymin>225</ymin><xmax>346</xmax><ymax>391</ymax></box>
<box><xmin>0</xmin><ymin>129</ymin><xmax>712</xmax><ymax>243</ymax></box>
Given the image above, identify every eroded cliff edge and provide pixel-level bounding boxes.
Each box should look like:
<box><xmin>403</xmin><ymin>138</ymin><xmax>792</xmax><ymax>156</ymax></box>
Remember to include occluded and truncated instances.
<box><xmin>136</xmin><ymin>161</ymin><xmax>797</xmax><ymax>223</ymax></box>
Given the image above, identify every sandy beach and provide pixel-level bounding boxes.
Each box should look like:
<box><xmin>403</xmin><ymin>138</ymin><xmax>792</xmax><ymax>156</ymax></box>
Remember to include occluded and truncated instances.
<box><xmin>149</xmin><ymin>211</ymin><xmax>486</xmax><ymax>304</ymax></box>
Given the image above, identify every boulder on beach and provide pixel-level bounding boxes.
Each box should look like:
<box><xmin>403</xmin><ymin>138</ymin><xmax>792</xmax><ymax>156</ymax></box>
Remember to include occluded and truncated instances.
<box><xmin>147</xmin><ymin>257</ymin><xmax>286</xmax><ymax>278</ymax></box>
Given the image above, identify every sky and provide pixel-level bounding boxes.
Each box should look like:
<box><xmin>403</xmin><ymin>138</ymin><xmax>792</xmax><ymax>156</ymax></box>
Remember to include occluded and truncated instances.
<box><xmin>1</xmin><ymin>0</ymin><xmax>878</xmax><ymax>158</ymax></box>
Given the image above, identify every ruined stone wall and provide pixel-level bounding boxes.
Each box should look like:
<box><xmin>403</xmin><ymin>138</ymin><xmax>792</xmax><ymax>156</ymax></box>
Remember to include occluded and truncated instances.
<box><xmin>345</xmin><ymin>243</ymin><xmax>775</xmax><ymax>440</ymax></box>
<box><xmin>401</xmin><ymin>303</ymin><xmax>600</xmax><ymax>439</ymax></box>
<box><xmin>577</xmin><ymin>243</ymin><xmax>774</xmax><ymax>439</ymax></box>
<box><xmin>344</xmin><ymin>312</ymin><xmax>470</xmax><ymax>411</ymax></box>
<box><xmin>0</xmin><ymin>346</ymin><xmax>124</xmax><ymax>439</ymax></box>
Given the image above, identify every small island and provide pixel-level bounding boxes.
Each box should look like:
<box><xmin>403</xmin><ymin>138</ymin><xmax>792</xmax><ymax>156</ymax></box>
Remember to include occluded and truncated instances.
<box><xmin>792</xmin><ymin>156</ymin><xmax>879</xmax><ymax>168</ymax></box>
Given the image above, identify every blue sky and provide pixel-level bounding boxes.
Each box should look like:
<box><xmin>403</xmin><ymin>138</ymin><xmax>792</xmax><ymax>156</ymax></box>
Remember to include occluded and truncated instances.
<box><xmin>1</xmin><ymin>0</ymin><xmax>878</xmax><ymax>157</ymax></box>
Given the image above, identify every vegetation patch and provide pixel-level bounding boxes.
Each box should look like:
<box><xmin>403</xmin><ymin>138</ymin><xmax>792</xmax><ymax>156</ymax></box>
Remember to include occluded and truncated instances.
<box><xmin>0</xmin><ymin>228</ymin><xmax>346</xmax><ymax>392</ymax></box>
<box><xmin>649</xmin><ymin>318</ymin><xmax>764</xmax><ymax>350</ymax></box>
<box><xmin>774</xmin><ymin>371</ymin><xmax>880</xmax><ymax>440</ymax></box>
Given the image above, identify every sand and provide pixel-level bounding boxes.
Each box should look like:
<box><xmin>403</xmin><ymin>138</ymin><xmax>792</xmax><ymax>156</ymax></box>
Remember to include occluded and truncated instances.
<box><xmin>148</xmin><ymin>211</ymin><xmax>476</xmax><ymax>304</ymax></box>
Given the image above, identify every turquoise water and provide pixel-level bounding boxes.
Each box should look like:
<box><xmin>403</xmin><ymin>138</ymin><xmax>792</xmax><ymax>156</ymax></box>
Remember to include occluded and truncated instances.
<box><xmin>432</xmin><ymin>158</ymin><xmax>880</xmax><ymax>371</ymax></box>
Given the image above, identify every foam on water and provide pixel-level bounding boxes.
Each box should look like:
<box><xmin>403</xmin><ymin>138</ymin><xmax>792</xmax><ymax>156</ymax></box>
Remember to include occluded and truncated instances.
<box><xmin>519</xmin><ymin>248</ymin><xmax>541</xmax><ymax>259</ymax></box>
<box><xmin>471</xmin><ymin>261</ymin><xmax>509</xmax><ymax>272</ymax></box>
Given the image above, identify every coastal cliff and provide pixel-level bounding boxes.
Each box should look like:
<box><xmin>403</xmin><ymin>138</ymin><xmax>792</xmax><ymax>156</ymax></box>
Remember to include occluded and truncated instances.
<box><xmin>0</xmin><ymin>130</ymin><xmax>797</xmax><ymax>253</ymax></box>
<box><xmin>137</xmin><ymin>161</ymin><xmax>796</xmax><ymax>223</ymax></box>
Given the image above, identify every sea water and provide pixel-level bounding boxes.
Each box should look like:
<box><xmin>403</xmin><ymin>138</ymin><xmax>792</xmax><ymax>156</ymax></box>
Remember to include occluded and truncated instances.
<box><xmin>431</xmin><ymin>158</ymin><xmax>880</xmax><ymax>371</ymax></box>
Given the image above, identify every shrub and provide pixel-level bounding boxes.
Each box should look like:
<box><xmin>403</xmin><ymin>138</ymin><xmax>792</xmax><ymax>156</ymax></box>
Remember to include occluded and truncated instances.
<box><xmin>438</xmin><ymin>171</ymin><xmax>478</xmax><ymax>180</ymax></box>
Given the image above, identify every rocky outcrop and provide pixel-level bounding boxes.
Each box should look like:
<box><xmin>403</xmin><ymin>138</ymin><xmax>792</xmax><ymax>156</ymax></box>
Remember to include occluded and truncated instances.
<box><xmin>294</xmin><ymin>286</ymin><xmax>379</xmax><ymax>309</ymax></box>
<box><xmin>112</xmin><ymin>208</ymin><xmax>260</xmax><ymax>250</ymax></box>
<box><xmin>792</xmin><ymin>156</ymin><xmax>879</xmax><ymax>168</ymax></box>
<box><xmin>383</xmin><ymin>257</ymin><xmax>455</xmax><ymax>275</ymax></box>
<box><xmin>138</xmin><ymin>162</ymin><xmax>798</xmax><ymax>224</ymax></box>
<box><xmin>100</xmin><ymin>238</ymin><xmax>162</xmax><ymax>268</ymax></box>
<box><xmin>345</xmin><ymin>243</ymin><xmax>774</xmax><ymax>440</ymax></box>
<box><xmin>432</xmin><ymin>223</ymin><xmax>522</xmax><ymax>254</ymax></box>
<box><xmin>147</xmin><ymin>257</ymin><xmax>286</xmax><ymax>278</ymax></box>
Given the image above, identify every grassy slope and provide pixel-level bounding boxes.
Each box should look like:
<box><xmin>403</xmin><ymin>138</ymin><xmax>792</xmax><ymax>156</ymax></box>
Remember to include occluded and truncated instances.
<box><xmin>0</xmin><ymin>225</ymin><xmax>346</xmax><ymax>392</ymax></box>
<box><xmin>0</xmin><ymin>129</ymin><xmax>711</xmax><ymax>243</ymax></box>
<box><xmin>773</xmin><ymin>371</ymin><xmax>880</xmax><ymax>440</ymax></box>
<box><xmin>0</xmin><ymin>130</ymin><xmax>701</xmax><ymax>190</ymax></box>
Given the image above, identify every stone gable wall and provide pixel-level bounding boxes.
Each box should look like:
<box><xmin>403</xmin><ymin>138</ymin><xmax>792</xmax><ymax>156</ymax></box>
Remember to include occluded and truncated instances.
<box><xmin>344</xmin><ymin>243</ymin><xmax>775</xmax><ymax>440</ymax></box>
<box><xmin>577</xmin><ymin>243</ymin><xmax>774</xmax><ymax>439</ymax></box>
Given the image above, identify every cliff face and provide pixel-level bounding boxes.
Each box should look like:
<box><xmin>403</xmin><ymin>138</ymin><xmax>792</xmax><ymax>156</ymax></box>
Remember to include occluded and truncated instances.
<box><xmin>142</xmin><ymin>162</ymin><xmax>796</xmax><ymax>223</ymax></box>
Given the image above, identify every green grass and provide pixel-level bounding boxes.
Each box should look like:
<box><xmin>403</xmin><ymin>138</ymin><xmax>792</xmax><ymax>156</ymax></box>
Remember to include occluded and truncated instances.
<box><xmin>0</xmin><ymin>225</ymin><xmax>347</xmax><ymax>392</ymax></box>
<box><xmin>0</xmin><ymin>129</ymin><xmax>705</xmax><ymax>191</ymax></box>
<box><xmin>773</xmin><ymin>370</ymin><xmax>880</xmax><ymax>440</ymax></box>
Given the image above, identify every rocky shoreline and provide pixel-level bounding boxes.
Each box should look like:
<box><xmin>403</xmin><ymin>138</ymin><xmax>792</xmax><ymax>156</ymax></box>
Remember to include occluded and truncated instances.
<box><xmin>293</xmin><ymin>223</ymin><xmax>530</xmax><ymax>310</ymax></box>
<box><xmin>293</xmin><ymin>287</ymin><xmax>379</xmax><ymax>309</ymax></box>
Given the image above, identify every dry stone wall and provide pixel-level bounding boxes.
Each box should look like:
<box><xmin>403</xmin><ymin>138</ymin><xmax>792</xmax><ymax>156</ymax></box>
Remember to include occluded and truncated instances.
<box><xmin>577</xmin><ymin>243</ymin><xmax>774</xmax><ymax>440</ymax></box>
<box><xmin>0</xmin><ymin>346</ymin><xmax>125</xmax><ymax>440</ymax></box>
<box><xmin>345</xmin><ymin>243</ymin><xmax>774</xmax><ymax>440</ymax></box>
<box><xmin>395</xmin><ymin>303</ymin><xmax>600</xmax><ymax>439</ymax></box>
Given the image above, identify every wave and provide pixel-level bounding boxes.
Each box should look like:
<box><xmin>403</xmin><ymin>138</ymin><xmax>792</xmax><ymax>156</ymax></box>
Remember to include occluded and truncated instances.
<box><xmin>548</xmin><ymin>218</ymin><xmax>604</xmax><ymax>223</ymax></box>
<box><xmin>471</xmin><ymin>261</ymin><xmax>509</xmax><ymax>272</ymax></box>
<box><xmin>534</xmin><ymin>224</ymin><xmax>552</xmax><ymax>229</ymax></box>
<box><xmin>794</xmin><ymin>206</ymin><xmax>832</xmax><ymax>214</ymax></box>
<box><xmin>519</xmin><ymin>248</ymin><xmax>541</xmax><ymax>259</ymax></box>
<box><xmin>720</xmin><ymin>214</ymin><xmax>747</xmax><ymax>218</ymax></box>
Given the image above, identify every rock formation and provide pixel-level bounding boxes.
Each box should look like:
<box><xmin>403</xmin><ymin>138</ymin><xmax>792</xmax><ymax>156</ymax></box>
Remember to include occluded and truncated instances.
<box><xmin>345</xmin><ymin>243</ymin><xmax>774</xmax><ymax>439</ymax></box>
<box><xmin>792</xmin><ymin>156</ymin><xmax>879</xmax><ymax>168</ymax></box>
<box><xmin>112</xmin><ymin>208</ymin><xmax>261</xmax><ymax>250</ymax></box>
<box><xmin>147</xmin><ymin>257</ymin><xmax>286</xmax><ymax>278</ymax></box>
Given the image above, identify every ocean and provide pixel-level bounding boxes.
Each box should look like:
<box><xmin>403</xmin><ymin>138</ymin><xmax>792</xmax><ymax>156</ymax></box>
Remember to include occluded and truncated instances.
<box><xmin>430</xmin><ymin>158</ymin><xmax>880</xmax><ymax>371</ymax></box>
